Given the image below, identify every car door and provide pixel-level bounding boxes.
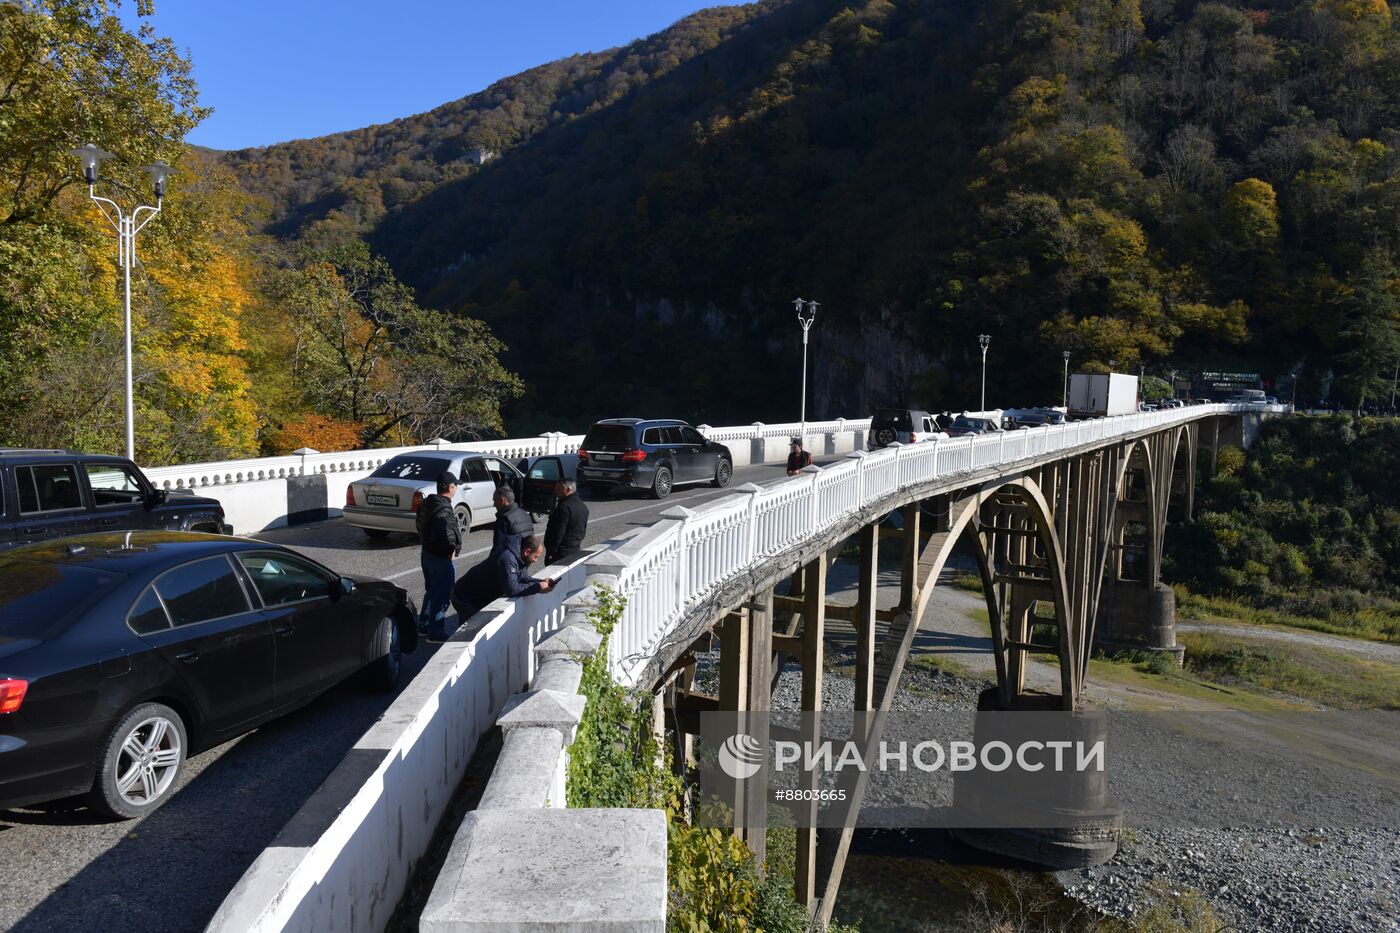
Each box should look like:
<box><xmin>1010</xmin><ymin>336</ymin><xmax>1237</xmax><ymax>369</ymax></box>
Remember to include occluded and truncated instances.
<box><xmin>522</xmin><ymin>457</ymin><xmax>563</xmax><ymax>514</ymax></box>
<box><xmin>83</xmin><ymin>460</ymin><xmax>153</xmax><ymax>532</ymax></box>
<box><xmin>10</xmin><ymin>461</ymin><xmax>96</xmax><ymax>546</ymax></box>
<box><xmin>677</xmin><ymin>426</ymin><xmax>710</xmax><ymax>481</ymax></box>
<box><xmin>132</xmin><ymin>555</ymin><xmax>277</xmax><ymax>734</ymax></box>
<box><xmin>461</xmin><ymin>457</ymin><xmax>495</xmax><ymax>525</ymax></box>
<box><xmin>234</xmin><ymin>550</ymin><xmax>359</xmax><ymax>708</ymax></box>
<box><xmin>483</xmin><ymin>457</ymin><xmax>522</xmax><ymax>501</ymax></box>
<box><xmin>0</xmin><ymin>467</ymin><xmax>15</xmax><ymax>550</ymax></box>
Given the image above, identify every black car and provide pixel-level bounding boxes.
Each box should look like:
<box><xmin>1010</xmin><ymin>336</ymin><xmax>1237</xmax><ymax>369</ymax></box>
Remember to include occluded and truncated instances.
<box><xmin>0</xmin><ymin>449</ymin><xmax>229</xmax><ymax>551</ymax></box>
<box><xmin>0</xmin><ymin>532</ymin><xmax>417</xmax><ymax>818</ymax></box>
<box><xmin>576</xmin><ymin>419</ymin><xmax>733</xmax><ymax>499</ymax></box>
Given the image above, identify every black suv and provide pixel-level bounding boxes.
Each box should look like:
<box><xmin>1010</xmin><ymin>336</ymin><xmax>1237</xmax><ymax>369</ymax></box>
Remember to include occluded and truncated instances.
<box><xmin>0</xmin><ymin>450</ymin><xmax>230</xmax><ymax>551</ymax></box>
<box><xmin>576</xmin><ymin>419</ymin><xmax>733</xmax><ymax>499</ymax></box>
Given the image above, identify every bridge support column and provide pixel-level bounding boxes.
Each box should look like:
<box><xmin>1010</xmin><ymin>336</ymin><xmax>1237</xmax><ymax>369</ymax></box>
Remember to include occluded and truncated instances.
<box><xmin>744</xmin><ymin>591</ymin><xmax>773</xmax><ymax>864</ymax></box>
<box><xmin>795</xmin><ymin>552</ymin><xmax>827</xmax><ymax>910</ymax></box>
<box><xmin>854</xmin><ymin>523</ymin><xmax>878</xmax><ymax>714</ymax></box>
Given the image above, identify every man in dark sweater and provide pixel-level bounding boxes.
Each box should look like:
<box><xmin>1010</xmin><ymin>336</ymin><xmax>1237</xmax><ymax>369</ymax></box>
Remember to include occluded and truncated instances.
<box><xmin>491</xmin><ymin>485</ymin><xmax>534</xmax><ymax>558</ymax></box>
<box><xmin>446</xmin><ymin>534</ymin><xmax>555</xmax><ymax>638</ymax></box>
<box><xmin>415</xmin><ymin>471</ymin><xmax>462</xmax><ymax>639</ymax></box>
<box><xmin>545</xmin><ymin>478</ymin><xmax>588</xmax><ymax>565</ymax></box>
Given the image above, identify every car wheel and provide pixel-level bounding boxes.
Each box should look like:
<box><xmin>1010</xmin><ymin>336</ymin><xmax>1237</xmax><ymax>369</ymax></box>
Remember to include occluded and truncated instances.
<box><xmin>455</xmin><ymin>505</ymin><xmax>472</xmax><ymax>538</ymax></box>
<box><xmin>712</xmin><ymin>459</ymin><xmax>732</xmax><ymax>488</ymax></box>
<box><xmin>874</xmin><ymin>427</ymin><xmax>896</xmax><ymax>447</ymax></box>
<box><xmin>365</xmin><ymin>615</ymin><xmax>403</xmax><ymax>692</ymax></box>
<box><xmin>652</xmin><ymin>466</ymin><xmax>673</xmax><ymax>499</ymax></box>
<box><xmin>363</xmin><ymin>528</ymin><xmax>390</xmax><ymax>540</ymax></box>
<box><xmin>89</xmin><ymin>702</ymin><xmax>187</xmax><ymax>820</ymax></box>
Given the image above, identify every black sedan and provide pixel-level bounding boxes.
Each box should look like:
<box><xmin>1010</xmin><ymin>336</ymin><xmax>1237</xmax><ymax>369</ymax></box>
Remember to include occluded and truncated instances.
<box><xmin>0</xmin><ymin>532</ymin><xmax>417</xmax><ymax>819</ymax></box>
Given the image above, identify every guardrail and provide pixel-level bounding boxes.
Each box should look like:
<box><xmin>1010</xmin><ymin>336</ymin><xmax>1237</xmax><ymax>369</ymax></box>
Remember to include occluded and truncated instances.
<box><xmin>596</xmin><ymin>404</ymin><xmax>1269</xmax><ymax>686</ymax></box>
<box><xmin>143</xmin><ymin>419</ymin><xmax>871</xmax><ymax>535</ymax></box>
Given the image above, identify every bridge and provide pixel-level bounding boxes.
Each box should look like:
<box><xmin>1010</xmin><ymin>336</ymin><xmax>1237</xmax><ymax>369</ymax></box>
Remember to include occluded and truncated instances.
<box><xmin>164</xmin><ymin>403</ymin><xmax>1277</xmax><ymax>931</ymax></box>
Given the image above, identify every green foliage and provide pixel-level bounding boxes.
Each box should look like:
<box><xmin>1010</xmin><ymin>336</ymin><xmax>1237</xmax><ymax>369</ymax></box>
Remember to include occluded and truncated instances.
<box><xmin>567</xmin><ymin>587</ymin><xmax>825</xmax><ymax>933</ymax></box>
<box><xmin>1178</xmin><ymin>631</ymin><xmax>1400</xmax><ymax>709</ymax></box>
<box><xmin>1165</xmin><ymin>416</ymin><xmax>1400</xmax><ymax>641</ymax></box>
<box><xmin>1140</xmin><ymin>375</ymin><xmax>1174</xmax><ymax>401</ymax></box>
<box><xmin>263</xmin><ymin>241</ymin><xmax>522</xmax><ymax>449</ymax></box>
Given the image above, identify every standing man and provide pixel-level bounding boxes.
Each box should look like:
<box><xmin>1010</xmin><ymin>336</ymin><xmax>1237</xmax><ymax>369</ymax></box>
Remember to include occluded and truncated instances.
<box><xmin>492</xmin><ymin>485</ymin><xmax>534</xmax><ymax>558</ymax></box>
<box><xmin>786</xmin><ymin>438</ymin><xmax>812</xmax><ymax>476</ymax></box>
<box><xmin>545</xmin><ymin>478</ymin><xmax>589</xmax><ymax>565</ymax></box>
<box><xmin>416</xmin><ymin>471</ymin><xmax>461</xmax><ymax>638</ymax></box>
<box><xmin>448</xmin><ymin>534</ymin><xmax>555</xmax><ymax>637</ymax></box>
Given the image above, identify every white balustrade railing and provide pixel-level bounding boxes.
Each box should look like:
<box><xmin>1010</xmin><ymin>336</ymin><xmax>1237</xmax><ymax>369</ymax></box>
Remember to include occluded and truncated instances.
<box><xmin>600</xmin><ymin>403</ymin><xmax>1278</xmax><ymax>685</ymax></box>
<box><xmin>141</xmin><ymin>422</ymin><xmax>870</xmax><ymax>491</ymax></box>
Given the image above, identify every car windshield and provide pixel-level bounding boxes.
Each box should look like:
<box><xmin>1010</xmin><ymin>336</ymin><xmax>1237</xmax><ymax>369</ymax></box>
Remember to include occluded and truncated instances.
<box><xmin>0</xmin><ymin>560</ymin><xmax>125</xmax><ymax>639</ymax></box>
<box><xmin>371</xmin><ymin>455</ymin><xmax>451</xmax><ymax>481</ymax></box>
<box><xmin>583</xmin><ymin>425</ymin><xmax>634</xmax><ymax>451</ymax></box>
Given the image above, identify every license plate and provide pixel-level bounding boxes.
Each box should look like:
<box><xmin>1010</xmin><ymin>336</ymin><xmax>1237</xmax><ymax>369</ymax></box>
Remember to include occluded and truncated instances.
<box><xmin>593</xmin><ymin>453</ymin><xmax>616</xmax><ymax>462</ymax></box>
<box><xmin>367</xmin><ymin>494</ymin><xmax>397</xmax><ymax>506</ymax></box>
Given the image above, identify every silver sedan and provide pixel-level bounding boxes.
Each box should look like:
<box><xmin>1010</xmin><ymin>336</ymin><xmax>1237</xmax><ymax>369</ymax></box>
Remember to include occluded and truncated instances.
<box><xmin>342</xmin><ymin>451</ymin><xmax>523</xmax><ymax>540</ymax></box>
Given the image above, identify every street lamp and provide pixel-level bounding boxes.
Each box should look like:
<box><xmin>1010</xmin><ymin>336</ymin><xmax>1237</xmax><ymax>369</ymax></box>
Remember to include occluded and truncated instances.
<box><xmin>978</xmin><ymin>334</ymin><xmax>991</xmax><ymax>412</ymax></box>
<box><xmin>794</xmin><ymin>297</ymin><xmax>819</xmax><ymax>434</ymax></box>
<box><xmin>1062</xmin><ymin>350</ymin><xmax>1071</xmax><ymax>407</ymax></box>
<box><xmin>69</xmin><ymin>144</ymin><xmax>173</xmax><ymax>461</ymax></box>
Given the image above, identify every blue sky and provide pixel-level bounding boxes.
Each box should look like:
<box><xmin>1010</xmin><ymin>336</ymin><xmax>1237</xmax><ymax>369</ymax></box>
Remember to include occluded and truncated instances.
<box><xmin>125</xmin><ymin>2</ymin><xmax>743</xmax><ymax>151</ymax></box>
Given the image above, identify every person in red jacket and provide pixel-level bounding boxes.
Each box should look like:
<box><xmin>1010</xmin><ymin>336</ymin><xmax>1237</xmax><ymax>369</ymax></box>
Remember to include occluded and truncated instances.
<box><xmin>786</xmin><ymin>439</ymin><xmax>812</xmax><ymax>476</ymax></box>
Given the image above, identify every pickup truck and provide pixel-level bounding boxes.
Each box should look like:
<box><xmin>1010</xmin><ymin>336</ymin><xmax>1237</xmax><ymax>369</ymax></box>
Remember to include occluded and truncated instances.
<box><xmin>0</xmin><ymin>448</ymin><xmax>229</xmax><ymax>550</ymax></box>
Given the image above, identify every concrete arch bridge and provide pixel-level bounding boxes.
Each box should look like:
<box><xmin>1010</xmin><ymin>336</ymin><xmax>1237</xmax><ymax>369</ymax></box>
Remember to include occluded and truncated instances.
<box><xmin>575</xmin><ymin>404</ymin><xmax>1268</xmax><ymax>926</ymax></box>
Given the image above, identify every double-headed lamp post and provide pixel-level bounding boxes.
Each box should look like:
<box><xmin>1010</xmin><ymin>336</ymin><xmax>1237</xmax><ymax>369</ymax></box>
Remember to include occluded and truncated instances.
<box><xmin>978</xmin><ymin>334</ymin><xmax>991</xmax><ymax>412</ymax></box>
<box><xmin>794</xmin><ymin>297</ymin><xmax>819</xmax><ymax>434</ymax></box>
<box><xmin>1062</xmin><ymin>349</ymin><xmax>1071</xmax><ymax>407</ymax></box>
<box><xmin>69</xmin><ymin>144</ymin><xmax>174</xmax><ymax>461</ymax></box>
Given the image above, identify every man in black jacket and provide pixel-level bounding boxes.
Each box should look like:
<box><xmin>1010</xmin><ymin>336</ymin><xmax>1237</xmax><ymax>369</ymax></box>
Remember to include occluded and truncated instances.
<box><xmin>545</xmin><ymin>478</ymin><xmax>588</xmax><ymax>565</ymax></box>
<box><xmin>491</xmin><ymin>485</ymin><xmax>534</xmax><ymax>559</ymax></box>
<box><xmin>416</xmin><ymin>471</ymin><xmax>462</xmax><ymax>640</ymax></box>
<box><xmin>447</xmin><ymin>534</ymin><xmax>555</xmax><ymax>638</ymax></box>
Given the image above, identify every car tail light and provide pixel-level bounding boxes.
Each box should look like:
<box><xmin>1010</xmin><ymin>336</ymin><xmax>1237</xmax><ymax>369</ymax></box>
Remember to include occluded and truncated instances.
<box><xmin>345</xmin><ymin>486</ymin><xmax>357</xmax><ymax>508</ymax></box>
<box><xmin>621</xmin><ymin>449</ymin><xmax>646</xmax><ymax>462</ymax></box>
<box><xmin>577</xmin><ymin>447</ymin><xmax>588</xmax><ymax>462</ymax></box>
<box><xmin>0</xmin><ymin>678</ymin><xmax>27</xmax><ymax>715</ymax></box>
<box><xmin>411</xmin><ymin>491</ymin><xmax>424</xmax><ymax>512</ymax></box>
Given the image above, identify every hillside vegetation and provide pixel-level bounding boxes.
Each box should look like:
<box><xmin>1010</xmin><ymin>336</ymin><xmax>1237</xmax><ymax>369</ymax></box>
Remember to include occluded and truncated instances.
<box><xmin>231</xmin><ymin>0</ymin><xmax>1400</xmax><ymax>431</ymax></box>
<box><xmin>4</xmin><ymin>1</ymin><xmax>1400</xmax><ymax>458</ymax></box>
<box><xmin>1166</xmin><ymin>415</ymin><xmax>1400</xmax><ymax>641</ymax></box>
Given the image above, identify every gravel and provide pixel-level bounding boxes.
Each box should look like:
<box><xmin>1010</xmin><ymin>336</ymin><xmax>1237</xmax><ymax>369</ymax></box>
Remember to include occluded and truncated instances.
<box><xmin>748</xmin><ymin>637</ymin><xmax>1400</xmax><ymax>931</ymax></box>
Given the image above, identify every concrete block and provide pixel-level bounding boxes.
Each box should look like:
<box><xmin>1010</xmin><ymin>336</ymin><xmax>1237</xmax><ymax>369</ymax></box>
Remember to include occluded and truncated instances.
<box><xmin>533</xmin><ymin>656</ymin><xmax>585</xmax><ymax>696</ymax></box>
<box><xmin>536</xmin><ymin>624</ymin><xmax>603</xmax><ymax>661</ymax></box>
<box><xmin>420</xmin><ymin>808</ymin><xmax>668</xmax><ymax>933</ymax></box>
<box><xmin>498</xmin><ymin>689</ymin><xmax>586</xmax><ymax>738</ymax></box>
<box><xmin>478</xmin><ymin>727</ymin><xmax>565</xmax><ymax>810</ymax></box>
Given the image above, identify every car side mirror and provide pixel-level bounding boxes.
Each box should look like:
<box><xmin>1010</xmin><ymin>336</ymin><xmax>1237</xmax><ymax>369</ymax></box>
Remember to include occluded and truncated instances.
<box><xmin>338</xmin><ymin>576</ymin><xmax>356</xmax><ymax>599</ymax></box>
<box><xmin>145</xmin><ymin>489</ymin><xmax>168</xmax><ymax>509</ymax></box>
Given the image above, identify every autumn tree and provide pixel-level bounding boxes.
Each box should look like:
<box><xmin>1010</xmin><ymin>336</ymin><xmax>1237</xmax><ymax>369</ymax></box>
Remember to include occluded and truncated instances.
<box><xmin>270</xmin><ymin>241</ymin><xmax>521</xmax><ymax>447</ymax></box>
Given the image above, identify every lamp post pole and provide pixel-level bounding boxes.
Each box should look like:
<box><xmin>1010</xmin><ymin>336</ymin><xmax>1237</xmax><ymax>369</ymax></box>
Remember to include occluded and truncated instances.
<box><xmin>69</xmin><ymin>145</ymin><xmax>173</xmax><ymax>461</ymax></box>
<box><xmin>795</xmin><ymin>298</ymin><xmax>818</xmax><ymax>436</ymax></box>
<box><xmin>1062</xmin><ymin>350</ymin><xmax>1071</xmax><ymax>408</ymax></box>
<box><xmin>978</xmin><ymin>334</ymin><xmax>991</xmax><ymax>412</ymax></box>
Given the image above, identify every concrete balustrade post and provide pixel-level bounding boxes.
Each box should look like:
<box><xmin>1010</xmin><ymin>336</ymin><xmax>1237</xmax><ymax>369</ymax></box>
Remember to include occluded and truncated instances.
<box><xmin>801</xmin><ymin>462</ymin><xmax>822</xmax><ymax>529</ymax></box>
<box><xmin>428</xmin><ymin>437</ymin><xmax>451</xmax><ymax>451</ymax></box>
<box><xmin>698</xmin><ymin>424</ymin><xmax>712</xmax><ymax>439</ymax></box>
<box><xmin>750</xmin><ymin>422</ymin><xmax>766</xmax><ymax>464</ymax></box>
<box><xmin>734</xmin><ymin>482</ymin><xmax>762</xmax><ymax>563</ymax></box>
<box><xmin>845</xmin><ymin>449</ymin><xmax>867</xmax><ymax>507</ymax></box>
<box><xmin>659</xmin><ymin>506</ymin><xmax>696</xmax><ymax>610</ymax></box>
<box><xmin>291</xmin><ymin>447</ymin><xmax>319</xmax><ymax>476</ymax></box>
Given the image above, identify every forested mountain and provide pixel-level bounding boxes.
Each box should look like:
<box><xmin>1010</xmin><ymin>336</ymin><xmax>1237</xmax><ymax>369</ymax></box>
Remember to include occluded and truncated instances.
<box><xmin>224</xmin><ymin>0</ymin><xmax>1400</xmax><ymax>432</ymax></box>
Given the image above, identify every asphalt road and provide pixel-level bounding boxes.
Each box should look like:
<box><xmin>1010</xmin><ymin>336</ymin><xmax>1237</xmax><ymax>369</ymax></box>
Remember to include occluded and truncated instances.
<box><xmin>0</xmin><ymin>458</ymin><xmax>818</xmax><ymax>933</ymax></box>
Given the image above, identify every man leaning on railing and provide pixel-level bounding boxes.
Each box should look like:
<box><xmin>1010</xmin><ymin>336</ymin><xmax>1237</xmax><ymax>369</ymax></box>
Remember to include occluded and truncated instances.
<box><xmin>442</xmin><ymin>534</ymin><xmax>554</xmax><ymax>643</ymax></box>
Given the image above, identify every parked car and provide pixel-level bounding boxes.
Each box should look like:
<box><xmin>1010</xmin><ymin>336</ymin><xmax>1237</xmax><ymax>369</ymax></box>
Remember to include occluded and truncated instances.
<box><xmin>0</xmin><ymin>449</ymin><xmax>229</xmax><ymax>552</ymax></box>
<box><xmin>343</xmin><ymin>450</ymin><xmax>524</xmax><ymax>540</ymax></box>
<box><xmin>867</xmin><ymin>409</ymin><xmax>945</xmax><ymax>449</ymax></box>
<box><xmin>0</xmin><ymin>531</ymin><xmax>417</xmax><ymax>818</ymax></box>
<box><xmin>1003</xmin><ymin>407</ymin><xmax>1066</xmax><ymax>429</ymax></box>
<box><xmin>946</xmin><ymin>414</ymin><xmax>1004</xmax><ymax>438</ymax></box>
<box><xmin>576</xmin><ymin>419</ymin><xmax>732</xmax><ymax>499</ymax></box>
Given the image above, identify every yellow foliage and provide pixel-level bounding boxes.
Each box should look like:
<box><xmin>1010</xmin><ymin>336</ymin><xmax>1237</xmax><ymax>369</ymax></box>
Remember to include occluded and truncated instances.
<box><xmin>1314</xmin><ymin>0</ymin><xmax>1391</xmax><ymax>22</ymax></box>
<box><xmin>265</xmin><ymin>414</ymin><xmax>365</xmax><ymax>455</ymax></box>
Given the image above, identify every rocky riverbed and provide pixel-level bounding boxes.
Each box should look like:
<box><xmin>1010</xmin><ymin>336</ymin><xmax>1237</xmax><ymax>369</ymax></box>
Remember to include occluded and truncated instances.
<box><xmin>757</xmin><ymin>643</ymin><xmax>1400</xmax><ymax>932</ymax></box>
